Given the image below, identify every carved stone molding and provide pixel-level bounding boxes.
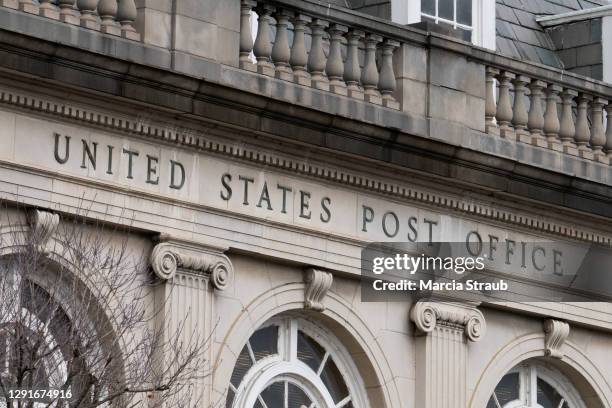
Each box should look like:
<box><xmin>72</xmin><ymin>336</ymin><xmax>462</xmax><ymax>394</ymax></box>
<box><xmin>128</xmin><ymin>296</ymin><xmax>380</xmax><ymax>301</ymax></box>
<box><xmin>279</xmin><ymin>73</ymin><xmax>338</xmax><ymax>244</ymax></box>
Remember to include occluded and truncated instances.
<box><xmin>27</xmin><ymin>209</ymin><xmax>60</xmax><ymax>251</ymax></box>
<box><xmin>543</xmin><ymin>319</ymin><xmax>570</xmax><ymax>359</ymax></box>
<box><xmin>0</xmin><ymin>87</ymin><xmax>609</xmax><ymax>247</ymax></box>
<box><xmin>410</xmin><ymin>301</ymin><xmax>486</xmax><ymax>342</ymax></box>
<box><xmin>150</xmin><ymin>240</ymin><xmax>233</xmax><ymax>291</ymax></box>
<box><xmin>304</xmin><ymin>268</ymin><xmax>333</xmax><ymax>312</ymax></box>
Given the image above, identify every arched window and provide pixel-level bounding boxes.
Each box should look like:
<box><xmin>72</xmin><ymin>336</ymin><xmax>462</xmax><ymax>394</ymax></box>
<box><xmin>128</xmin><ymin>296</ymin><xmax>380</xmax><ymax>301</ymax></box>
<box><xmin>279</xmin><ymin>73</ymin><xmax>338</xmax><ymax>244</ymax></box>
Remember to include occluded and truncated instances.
<box><xmin>488</xmin><ymin>361</ymin><xmax>586</xmax><ymax>408</ymax></box>
<box><xmin>226</xmin><ymin>316</ymin><xmax>368</xmax><ymax>408</ymax></box>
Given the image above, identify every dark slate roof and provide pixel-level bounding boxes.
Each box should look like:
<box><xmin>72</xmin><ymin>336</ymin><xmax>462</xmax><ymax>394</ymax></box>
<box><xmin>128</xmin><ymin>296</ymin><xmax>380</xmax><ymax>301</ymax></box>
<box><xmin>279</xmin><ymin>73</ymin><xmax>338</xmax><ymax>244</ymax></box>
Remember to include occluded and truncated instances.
<box><xmin>496</xmin><ymin>0</ymin><xmax>607</xmax><ymax>68</ymax></box>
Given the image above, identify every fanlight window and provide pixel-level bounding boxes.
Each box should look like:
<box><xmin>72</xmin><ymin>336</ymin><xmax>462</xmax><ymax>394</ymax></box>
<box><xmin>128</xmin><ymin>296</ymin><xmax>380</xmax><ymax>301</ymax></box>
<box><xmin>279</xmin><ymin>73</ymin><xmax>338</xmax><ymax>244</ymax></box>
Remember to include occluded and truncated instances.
<box><xmin>226</xmin><ymin>317</ymin><xmax>366</xmax><ymax>408</ymax></box>
<box><xmin>488</xmin><ymin>362</ymin><xmax>586</xmax><ymax>408</ymax></box>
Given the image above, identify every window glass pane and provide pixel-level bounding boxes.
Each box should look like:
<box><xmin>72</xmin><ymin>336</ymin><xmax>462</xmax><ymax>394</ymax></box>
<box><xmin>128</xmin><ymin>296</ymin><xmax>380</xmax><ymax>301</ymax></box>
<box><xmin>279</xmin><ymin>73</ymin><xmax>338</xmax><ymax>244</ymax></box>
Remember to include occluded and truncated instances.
<box><xmin>250</xmin><ymin>325</ymin><xmax>278</xmax><ymax>361</ymax></box>
<box><xmin>457</xmin><ymin>27</ymin><xmax>472</xmax><ymax>42</ymax></box>
<box><xmin>537</xmin><ymin>378</ymin><xmax>564</xmax><ymax>408</ymax></box>
<box><xmin>438</xmin><ymin>0</ymin><xmax>453</xmax><ymax>20</ymax></box>
<box><xmin>421</xmin><ymin>0</ymin><xmax>435</xmax><ymax>16</ymax></box>
<box><xmin>230</xmin><ymin>345</ymin><xmax>252</xmax><ymax>387</ymax></box>
<box><xmin>422</xmin><ymin>15</ymin><xmax>436</xmax><ymax>25</ymax></box>
<box><xmin>494</xmin><ymin>373</ymin><xmax>519</xmax><ymax>406</ymax></box>
<box><xmin>225</xmin><ymin>388</ymin><xmax>235</xmax><ymax>408</ymax></box>
<box><xmin>297</xmin><ymin>330</ymin><xmax>326</xmax><ymax>372</ymax></box>
<box><xmin>486</xmin><ymin>395</ymin><xmax>498</xmax><ymax>408</ymax></box>
<box><xmin>261</xmin><ymin>381</ymin><xmax>285</xmax><ymax>407</ymax></box>
<box><xmin>288</xmin><ymin>382</ymin><xmax>312</xmax><ymax>408</ymax></box>
<box><xmin>457</xmin><ymin>0</ymin><xmax>472</xmax><ymax>25</ymax></box>
<box><xmin>320</xmin><ymin>357</ymin><xmax>349</xmax><ymax>403</ymax></box>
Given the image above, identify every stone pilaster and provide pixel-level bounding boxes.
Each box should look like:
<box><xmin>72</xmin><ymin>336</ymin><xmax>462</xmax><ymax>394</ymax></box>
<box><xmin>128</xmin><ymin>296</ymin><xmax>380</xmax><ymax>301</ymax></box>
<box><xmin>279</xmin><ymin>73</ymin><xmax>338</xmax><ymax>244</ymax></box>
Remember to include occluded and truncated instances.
<box><xmin>410</xmin><ymin>300</ymin><xmax>486</xmax><ymax>408</ymax></box>
<box><xmin>150</xmin><ymin>237</ymin><xmax>233</xmax><ymax>406</ymax></box>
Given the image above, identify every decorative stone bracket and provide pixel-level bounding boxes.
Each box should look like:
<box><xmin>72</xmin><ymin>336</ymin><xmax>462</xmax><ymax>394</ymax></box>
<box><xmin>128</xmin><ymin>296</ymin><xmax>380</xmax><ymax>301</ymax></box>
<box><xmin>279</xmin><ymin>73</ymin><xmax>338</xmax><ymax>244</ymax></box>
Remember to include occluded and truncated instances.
<box><xmin>150</xmin><ymin>240</ymin><xmax>233</xmax><ymax>291</ymax></box>
<box><xmin>543</xmin><ymin>319</ymin><xmax>570</xmax><ymax>359</ymax></box>
<box><xmin>304</xmin><ymin>268</ymin><xmax>333</xmax><ymax>312</ymax></box>
<box><xmin>410</xmin><ymin>300</ymin><xmax>486</xmax><ymax>342</ymax></box>
<box><xmin>27</xmin><ymin>209</ymin><xmax>60</xmax><ymax>252</ymax></box>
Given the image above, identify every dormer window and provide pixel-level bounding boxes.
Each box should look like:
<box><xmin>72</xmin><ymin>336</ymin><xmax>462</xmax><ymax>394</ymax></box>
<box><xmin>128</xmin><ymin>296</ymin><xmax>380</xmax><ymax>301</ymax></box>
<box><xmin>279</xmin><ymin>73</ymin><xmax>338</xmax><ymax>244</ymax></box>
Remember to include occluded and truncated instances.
<box><xmin>421</xmin><ymin>0</ymin><xmax>473</xmax><ymax>41</ymax></box>
<box><xmin>391</xmin><ymin>0</ymin><xmax>496</xmax><ymax>50</ymax></box>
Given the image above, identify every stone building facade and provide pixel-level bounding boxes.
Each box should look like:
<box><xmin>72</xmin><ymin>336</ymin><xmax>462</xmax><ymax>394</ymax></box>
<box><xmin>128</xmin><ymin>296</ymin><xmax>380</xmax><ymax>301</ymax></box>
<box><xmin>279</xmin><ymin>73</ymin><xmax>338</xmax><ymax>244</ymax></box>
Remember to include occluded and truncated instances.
<box><xmin>0</xmin><ymin>0</ymin><xmax>612</xmax><ymax>407</ymax></box>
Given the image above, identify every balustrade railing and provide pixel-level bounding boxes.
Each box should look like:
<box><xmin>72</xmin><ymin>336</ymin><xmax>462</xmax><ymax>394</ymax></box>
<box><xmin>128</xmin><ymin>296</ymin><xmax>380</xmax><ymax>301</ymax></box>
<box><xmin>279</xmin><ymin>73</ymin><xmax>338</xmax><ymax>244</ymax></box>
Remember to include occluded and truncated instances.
<box><xmin>485</xmin><ymin>66</ymin><xmax>612</xmax><ymax>164</ymax></box>
<box><xmin>0</xmin><ymin>0</ymin><xmax>139</xmax><ymax>40</ymax></box>
<box><xmin>239</xmin><ymin>0</ymin><xmax>402</xmax><ymax>110</ymax></box>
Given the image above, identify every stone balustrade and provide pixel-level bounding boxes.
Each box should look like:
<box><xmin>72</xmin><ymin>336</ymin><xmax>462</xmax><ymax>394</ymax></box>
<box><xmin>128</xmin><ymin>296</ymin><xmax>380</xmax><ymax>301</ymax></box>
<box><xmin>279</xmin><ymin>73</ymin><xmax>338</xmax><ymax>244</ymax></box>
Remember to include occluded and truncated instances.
<box><xmin>239</xmin><ymin>0</ymin><xmax>402</xmax><ymax>109</ymax></box>
<box><xmin>485</xmin><ymin>65</ymin><xmax>612</xmax><ymax>164</ymax></box>
<box><xmin>0</xmin><ymin>0</ymin><xmax>139</xmax><ymax>40</ymax></box>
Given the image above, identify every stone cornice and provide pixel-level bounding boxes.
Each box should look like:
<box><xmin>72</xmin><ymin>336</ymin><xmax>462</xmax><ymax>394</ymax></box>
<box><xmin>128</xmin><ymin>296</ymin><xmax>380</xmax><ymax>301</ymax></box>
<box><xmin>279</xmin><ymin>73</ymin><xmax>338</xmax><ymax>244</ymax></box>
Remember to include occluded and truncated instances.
<box><xmin>537</xmin><ymin>5</ymin><xmax>612</xmax><ymax>27</ymax></box>
<box><xmin>0</xmin><ymin>86</ymin><xmax>611</xmax><ymax>246</ymax></box>
<box><xmin>150</xmin><ymin>239</ymin><xmax>233</xmax><ymax>291</ymax></box>
<box><xmin>410</xmin><ymin>301</ymin><xmax>486</xmax><ymax>342</ymax></box>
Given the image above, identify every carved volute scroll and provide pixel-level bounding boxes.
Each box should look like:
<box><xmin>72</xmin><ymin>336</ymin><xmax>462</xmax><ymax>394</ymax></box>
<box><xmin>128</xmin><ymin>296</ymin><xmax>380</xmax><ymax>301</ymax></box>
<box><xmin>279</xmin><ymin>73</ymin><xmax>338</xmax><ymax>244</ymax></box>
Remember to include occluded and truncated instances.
<box><xmin>28</xmin><ymin>209</ymin><xmax>60</xmax><ymax>252</ymax></box>
<box><xmin>150</xmin><ymin>240</ymin><xmax>233</xmax><ymax>291</ymax></box>
<box><xmin>410</xmin><ymin>300</ymin><xmax>486</xmax><ymax>342</ymax></box>
<box><xmin>543</xmin><ymin>319</ymin><xmax>570</xmax><ymax>359</ymax></box>
<box><xmin>304</xmin><ymin>268</ymin><xmax>333</xmax><ymax>312</ymax></box>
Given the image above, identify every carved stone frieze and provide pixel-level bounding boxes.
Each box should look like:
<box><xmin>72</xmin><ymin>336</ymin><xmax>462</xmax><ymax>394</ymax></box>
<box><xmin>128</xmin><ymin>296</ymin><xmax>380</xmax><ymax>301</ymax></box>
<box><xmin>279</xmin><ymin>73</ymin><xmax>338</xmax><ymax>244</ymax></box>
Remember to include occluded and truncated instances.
<box><xmin>150</xmin><ymin>240</ymin><xmax>233</xmax><ymax>291</ymax></box>
<box><xmin>410</xmin><ymin>300</ymin><xmax>486</xmax><ymax>342</ymax></box>
<box><xmin>304</xmin><ymin>268</ymin><xmax>333</xmax><ymax>312</ymax></box>
<box><xmin>543</xmin><ymin>319</ymin><xmax>570</xmax><ymax>359</ymax></box>
<box><xmin>0</xmin><ymin>87</ymin><xmax>609</xmax><ymax>247</ymax></box>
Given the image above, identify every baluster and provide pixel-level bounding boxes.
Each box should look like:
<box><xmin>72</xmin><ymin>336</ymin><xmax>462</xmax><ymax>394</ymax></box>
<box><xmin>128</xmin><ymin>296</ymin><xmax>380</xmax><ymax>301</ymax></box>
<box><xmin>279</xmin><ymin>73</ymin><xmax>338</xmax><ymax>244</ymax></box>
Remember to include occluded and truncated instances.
<box><xmin>605</xmin><ymin>103</ymin><xmax>612</xmax><ymax>159</ymax></box>
<box><xmin>98</xmin><ymin>0</ymin><xmax>120</xmax><ymax>35</ymax></box>
<box><xmin>344</xmin><ymin>29</ymin><xmax>364</xmax><ymax>100</ymax></box>
<box><xmin>559</xmin><ymin>89</ymin><xmax>578</xmax><ymax>155</ymax></box>
<box><xmin>379</xmin><ymin>39</ymin><xmax>400</xmax><ymax>109</ymax></box>
<box><xmin>0</xmin><ymin>0</ymin><xmax>17</xmax><ymax>10</ymax></box>
<box><xmin>271</xmin><ymin>9</ymin><xmax>293</xmax><ymax>81</ymax></box>
<box><xmin>543</xmin><ymin>84</ymin><xmax>561</xmax><ymax>150</ymax></box>
<box><xmin>527</xmin><ymin>80</ymin><xmax>546</xmax><ymax>146</ymax></box>
<box><xmin>117</xmin><ymin>0</ymin><xmax>140</xmax><ymax>40</ymax></box>
<box><xmin>574</xmin><ymin>93</ymin><xmax>592</xmax><ymax>158</ymax></box>
<box><xmin>590</xmin><ymin>97</ymin><xmax>607</xmax><ymax>161</ymax></box>
<box><xmin>290</xmin><ymin>14</ymin><xmax>311</xmax><ymax>86</ymax></box>
<box><xmin>77</xmin><ymin>0</ymin><xmax>100</xmax><ymax>30</ymax></box>
<box><xmin>58</xmin><ymin>0</ymin><xmax>79</xmax><ymax>24</ymax></box>
<box><xmin>485</xmin><ymin>67</ymin><xmax>499</xmax><ymax>133</ymax></box>
<box><xmin>512</xmin><ymin>75</ymin><xmax>529</xmax><ymax>142</ymax></box>
<box><xmin>308</xmin><ymin>19</ymin><xmax>330</xmax><ymax>90</ymax></box>
<box><xmin>253</xmin><ymin>5</ymin><xmax>276</xmax><ymax>76</ymax></box>
<box><xmin>495</xmin><ymin>71</ymin><xmax>515</xmax><ymax>137</ymax></box>
<box><xmin>326</xmin><ymin>24</ymin><xmax>349</xmax><ymax>95</ymax></box>
<box><xmin>325</xmin><ymin>24</ymin><xmax>348</xmax><ymax>95</ymax></box>
<box><xmin>18</xmin><ymin>0</ymin><xmax>37</xmax><ymax>14</ymax></box>
<box><xmin>39</xmin><ymin>0</ymin><xmax>59</xmax><ymax>19</ymax></box>
<box><xmin>362</xmin><ymin>33</ymin><xmax>382</xmax><ymax>104</ymax></box>
<box><xmin>239</xmin><ymin>0</ymin><xmax>257</xmax><ymax>72</ymax></box>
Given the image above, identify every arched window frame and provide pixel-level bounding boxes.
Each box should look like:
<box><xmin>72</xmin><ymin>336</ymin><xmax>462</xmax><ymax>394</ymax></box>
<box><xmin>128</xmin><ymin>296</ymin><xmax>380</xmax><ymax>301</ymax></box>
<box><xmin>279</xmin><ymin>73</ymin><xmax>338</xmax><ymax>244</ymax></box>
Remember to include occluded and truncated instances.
<box><xmin>390</xmin><ymin>0</ymin><xmax>496</xmax><ymax>50</ymax></box>
<box><xmin>489</xmin><ymin>361</ymin><xmax>587</xmax><ymax>408</ymax></box>
<box><xmin>229</xmin><ymin>316</ymin><xmax>370</xmax><ymax>408</ymax></box>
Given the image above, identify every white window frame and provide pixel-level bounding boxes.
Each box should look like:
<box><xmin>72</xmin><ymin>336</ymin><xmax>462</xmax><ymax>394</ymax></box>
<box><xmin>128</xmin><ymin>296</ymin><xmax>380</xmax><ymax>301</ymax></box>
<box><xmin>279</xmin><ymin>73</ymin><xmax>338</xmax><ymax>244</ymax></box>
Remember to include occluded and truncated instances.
<box><xmin>489</xmin><ymin>362</ymin><xmax>587</xmax><ymax>408</ymax></box>
<box><xmin>229</xmin><ymin>317</ymin><xmax>370</xmax><ymax>408</ymax></box>
<box><xmin>391</xmin><ymin>0</ymin><xmax>496</xmax><ymax>50</ymax></box>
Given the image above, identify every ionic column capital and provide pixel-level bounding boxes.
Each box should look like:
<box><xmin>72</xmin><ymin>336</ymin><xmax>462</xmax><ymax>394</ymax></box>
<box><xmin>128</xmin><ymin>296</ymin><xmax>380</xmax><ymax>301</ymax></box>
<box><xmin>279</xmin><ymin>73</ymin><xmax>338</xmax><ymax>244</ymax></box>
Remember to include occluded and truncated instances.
<box><xmin>150</xmin><ymin>238</ymin><xmax>233</xmax><ymax>291</ymax></box>
<box><xmin>410</xmin><ymin>300</ymin><xmax>486</xmax><ymax>342</ymax></box>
